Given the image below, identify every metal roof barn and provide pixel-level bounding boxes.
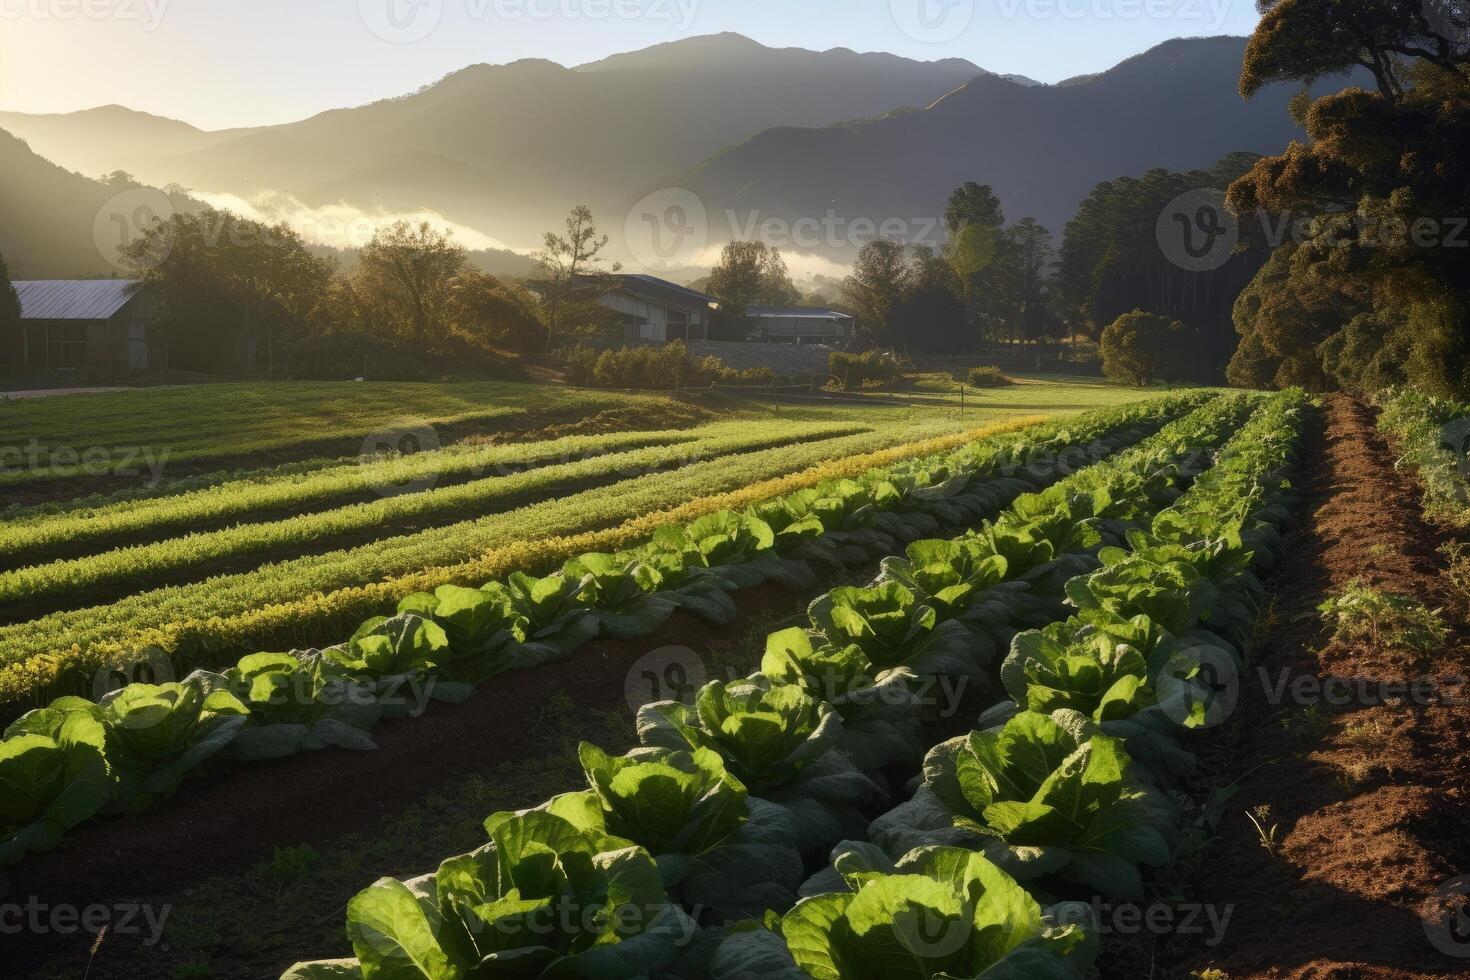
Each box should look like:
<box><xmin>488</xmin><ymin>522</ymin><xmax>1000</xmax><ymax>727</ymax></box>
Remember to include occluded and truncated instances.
<box><xmin>14</xmin><ymin>280</ymin><xmax>147</xmax><ymax>321</ymax></box>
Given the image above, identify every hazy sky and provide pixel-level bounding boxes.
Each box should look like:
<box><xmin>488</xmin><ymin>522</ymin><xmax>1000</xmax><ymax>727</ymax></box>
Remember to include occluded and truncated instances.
<box><xmin>0</xmin><ymin>0</ymin><xmax>1262</xmax><ymax>129</ymax></box>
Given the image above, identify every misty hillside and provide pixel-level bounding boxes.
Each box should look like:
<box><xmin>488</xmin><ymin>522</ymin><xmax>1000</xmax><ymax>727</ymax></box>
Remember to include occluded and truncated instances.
<box><xmin>0</xmin><ymin>34</ymin><xmax>988</xmax><ymax>252</ymax></box>
<box><xmin>678</xmin><ymin>37</ymin><xmax>1352</xmax><ymax>256</ymax></box>
<box><xmin>0</xmin><ymin>106</ymin><xmax>262</xmax><ymax>187</ymax></box>
<box><xmin>0</xmin><ymin>130</ymin><xmax>153</xmax><ymax>278</ymax></box>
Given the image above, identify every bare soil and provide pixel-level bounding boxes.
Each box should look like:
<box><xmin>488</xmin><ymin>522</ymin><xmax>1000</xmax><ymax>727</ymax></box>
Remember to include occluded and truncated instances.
<box><xmin>1165</xmin><ymin>395</ymin><xmax>1470</xmax><ymax>979</ymax></box>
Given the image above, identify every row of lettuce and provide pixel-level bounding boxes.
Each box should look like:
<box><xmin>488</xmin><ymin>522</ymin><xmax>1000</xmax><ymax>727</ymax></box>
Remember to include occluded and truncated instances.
<box><xmin>275</xmin><ymin>389</ymin><xmax>1307</xmax><ymax>979</ymax></box>
<box><xmin>1376</xmin><ymin>386</ymin><xmax>1470</xmax><ymax>528</ymax></box>
<box><xmin>0</xmin><ymin>393</ymin><xmax>1210</xmax><ymax>865</ymax></box>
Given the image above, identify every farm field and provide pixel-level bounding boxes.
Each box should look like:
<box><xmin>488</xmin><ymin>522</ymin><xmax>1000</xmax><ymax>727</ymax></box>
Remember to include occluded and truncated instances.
<box><xmin>5</xmin><ymin>379</ymin><xmax>1470</xmax><ymax>980</ymax></box>
<box><xmin>0</xmin><ymin>376</ymin><xmax>1153</xmax><ymax>711</ymax></box>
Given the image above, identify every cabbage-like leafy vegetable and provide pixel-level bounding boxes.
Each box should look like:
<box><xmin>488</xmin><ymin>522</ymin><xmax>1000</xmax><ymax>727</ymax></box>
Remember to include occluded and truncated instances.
<box><xmin>96</xmin><ymin>671</ymin><xmax>250</xmax><ymax>815</ymax></box>
<box><xmin>653</xmin><ymin>511</ymin><xmax>811</xmax><ymax>590</ymax></box>
<box><xmin>564</xmin><ymin>553</ymin><xmax>678</xmax><ymax>640</ymax></box>
<box><xmin>0</xmin><ymin>702</ymin><xmax>109</xmax><ymax>863</ymax></box>
<box><xmin>397</xmin><ymin>584</ymin><xmax>522</xmax><ymax>684</ymax></box>
<box><xmin>870</xmin><ymin>711</ymin><xmax>1176</xmax><ymax>899</ymax></box>
<box><xmin>808</xmin><ymin>583</ymin><xmax>981</xmax><ymax>678</ymax></box>
<box><xmin>322</xmin><ymin>613</ymin><xmax>454</xmax><ymax>713</ymax></box>
<box><xmin>484</xmin><ymin>571</ymin><xmax>600</xmax><ymax>660</ymax></box>
<box><xmin>637</xmin><ymin>676</ymin><xmax>877</xmax><ymax>852</ymax></box>
<box><xmin>711</xmin><ymin>847</ymin><xmax>1096</xmax><ymax>980</ymax></box>
<box><xmin>880</xmin><ymin>539</ymin><xmax>1016</xmax><ymax>630</ymax></box>
<box><xmin>760</xmin><ymin>628</ymin><xmax>925</xmax><ymax>772</ymax></box>
<box><xmin>562</xmin><ymin>743</ymin><xmax>804</xmax><ymax>919</ymax></box>
<box><xmin>282</xmin><ymin>808</ymin><xmax>696</xmax><ymax>979</ymax></box>
<box><xmin>223</xmin><ymin>653</ymin><xmax>380</xmax><ymax>761</ymax></box>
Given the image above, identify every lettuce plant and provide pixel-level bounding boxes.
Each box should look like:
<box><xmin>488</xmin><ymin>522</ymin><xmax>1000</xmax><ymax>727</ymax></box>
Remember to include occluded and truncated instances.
<box><xmin>631</xmin><ymin>548</ymin><xmax>738</xmax><ymax>624</ymax></box>
<box><xmin>282</xmin><ymin>809</ymin><xmax>697</xmax><ymax>979</ymax></box>
<box><xmin>485</xmin><ymin>571</ymin><xmax>599</xmax><ymax>660</ymax></box>
<box><xmin>397</xmin><ymin>584</ymin><xmax>523</xmax><ymax>684</ymax></box>
<box><xmin>322</xmin><ymin>613</ymin><xmax>455</xmax><ymax>713</ymax></box>
<box><xmin>652</xmin><ymin>511</ymin><xmax>811</xmax><ymax>590</ymax></box>
<box><xmin>563</xmin><ymin>553</ymin><xmax>678</xmax><ymax>640</ymax></box>
<box><xmin>0</xmin><ymin>702</ymin><xmax>110</xmax><ymax>863</ymax></box>
<box><xmin>880</xmin><ymin>538</ymin><xmax>1016</xmax><ymax>631</ymax></box>
<box><xmin>636</xmin><ymin>676</ymin><xmax>878</xmax><ymax>852</ymax></box>
<box><xmin>223</xmin><ymin>653</ymin><xmax>380</xmax><ymax>761</ymax></box>
<box><xmin>805</xmin><ymin>479</ymin><xmax>894</xmax><ymax>562</ymax></box>
<box><xmin>562</xmin><ymin>743</ymin><xmax>804</xmax><ymax>919</ymax></box>
<box><xmin>710</xmin><ymin>847</ymin><xmax>1096</xmax><ymax>980</ymax></box>
<box><xmin>989</xmin><ymin>623</ymin><xmax>1200</xmax><ymax>780</ymax></box>
<box><xmin>748</xmin><ymin>492</ymin><xmax>840</xmax><ymax>566</ymax></box>
<box><xmin>760</xmin><ymin>627</ymin><xmax>925</xmax><ymax>771</ymax></box>
<box><xmin>96</xmin><ymin>671</ymin><xmax>250</xmax><ymax>815</ymax></box>
<box><xmin>870</xmin><ymin>711</ymin><xmax>1176</xmax><ymax>899</ymax></box>
<box><xmin>808</xmin><ymin>583</ymin><xmax>980</xmax><ymax>678</ymax></box>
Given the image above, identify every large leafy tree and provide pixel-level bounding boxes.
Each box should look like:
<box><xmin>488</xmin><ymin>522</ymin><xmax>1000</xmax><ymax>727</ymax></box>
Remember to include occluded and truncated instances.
<box><xmin>353</xmin><ymin>221</ymin><xmax>467</xmax><ymax>345</ymax></box>
<box><xmin>1059</xmin><ymin>154</ymin><xmax>1267</xmax><ymax>380</ymax></box>
<box><xmin>886</xmin><ymin>246</ymin><xmax>967</xmax><ymax>353</ymax></box>
<box><xmin>122</xmin><ymin>208</ymin><xmax>334</xmax><ymax>372</ymax></box>
<box><xmin>706</xmin><ymin>241</ymin><xmax>800</xmax><ymax>318</ymax></box>
<box><xmin>944</xmin><ymin>183</ymin><xmax>1008</xmax><ymax>344</ymax></box>
<box><xmin>1099</xmin><ymin>309</ymin><xmax>1200</xmax><ymax>385</ymax></box>
<box><xmin>1227</xmin><ymin>0</ymin><xmax>1470</xmax><ymax>395</ymax></box>
<box><xmin>841</xmin><ymin>238</ymin><xmax>913</xmax><ymax>339</ymax></box>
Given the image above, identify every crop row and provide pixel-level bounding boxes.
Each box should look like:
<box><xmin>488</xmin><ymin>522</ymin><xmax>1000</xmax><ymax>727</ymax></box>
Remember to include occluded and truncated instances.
<box><xmin>0</xmin><ymin>382</ymin><xmax>669</xmax><ymax>487</ymax></box>
<box><xmin>0</xmin><ymin>393</ymin><xmax>1212</xmax><ymax>863</ymax></box>
<box><xmin>266</xmin><ymin>389</ymin><xmax>1297</xmax><ymax>978</ymax></box>
<box><xmin>0</xmin><ymin>427</ymin><xmax>709</xmax><ymax>564</ymax></box>
<box><xmin>0</xmin><ymin>422</ymin><xmax>877</xmax><ymax>615</ymax></box>
<box><xmin>1376</xmin><ymin>386</ymin><xmax>1470</xmax><ymax>528</ymax></box>
<box><xmin>0</xmin><ymin>417</ymin><xmax>1068</xmax><ymax>707</ymax></box>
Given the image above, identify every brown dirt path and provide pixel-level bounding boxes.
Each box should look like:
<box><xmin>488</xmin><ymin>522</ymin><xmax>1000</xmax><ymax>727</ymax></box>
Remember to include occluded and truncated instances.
<box><xmin>1166</xmin><ymin>395</ymin><xmax>1470</xmax><ymax>979</ymax></box>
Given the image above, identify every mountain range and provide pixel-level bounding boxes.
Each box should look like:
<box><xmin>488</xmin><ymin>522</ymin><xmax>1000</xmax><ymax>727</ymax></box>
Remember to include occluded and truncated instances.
<box><xmin>0</xmin><ymin>33</ymin><xmax>1352</xmax><ymax>277</ymax></box>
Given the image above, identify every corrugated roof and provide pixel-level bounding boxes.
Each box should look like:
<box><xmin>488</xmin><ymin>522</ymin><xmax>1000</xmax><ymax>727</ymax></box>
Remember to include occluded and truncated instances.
<box><xmin>747</xmin><ymin>306</ymin><xmax>854</xmax><ymax>320</ymax></box>
<box><xmin>13</xmin><ymin>280</ymin><xmax>146</xmax><ymax>321</ymax></box>
<box><xmin>611</xmin><ymin>274</ymin><xmax>712</xmax><ymax>313</ymax></box>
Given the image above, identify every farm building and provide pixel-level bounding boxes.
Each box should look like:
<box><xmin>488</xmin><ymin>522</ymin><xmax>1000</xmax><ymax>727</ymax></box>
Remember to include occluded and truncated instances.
<box><xmin>744</xmin><ymin>306</ymin><xmax>855</xmax><ymax>345</ymax></box>
<box><xmin>593</xmin><ymin>274</ymin><xmax>713</xmax><ymax>343</ymax></box>
<box><xmin>4</xmin><ymin>279</ymin><xmax>162</xmax><ymax>375</ymax></box>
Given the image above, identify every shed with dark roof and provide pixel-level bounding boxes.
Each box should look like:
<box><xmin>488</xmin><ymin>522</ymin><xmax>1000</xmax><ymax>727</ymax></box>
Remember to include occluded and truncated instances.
<box><xmin>5</xmin><ymin>280</ymin><xmax>161</xmax><ymax>375</ymax></box>
<box><xmin>595</xmin><ymin>274</ymin><xmax>713</xmax><ymax>342</ymax></box>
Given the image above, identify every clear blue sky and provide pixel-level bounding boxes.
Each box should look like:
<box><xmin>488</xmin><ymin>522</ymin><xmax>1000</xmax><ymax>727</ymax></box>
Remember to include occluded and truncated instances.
<box><xmin>0</xmin><ymin>0</ymin><xmax>1262</xmax><ymax>129</ymax></box>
